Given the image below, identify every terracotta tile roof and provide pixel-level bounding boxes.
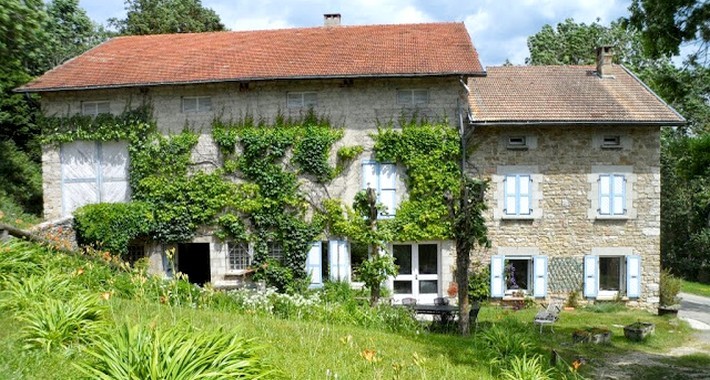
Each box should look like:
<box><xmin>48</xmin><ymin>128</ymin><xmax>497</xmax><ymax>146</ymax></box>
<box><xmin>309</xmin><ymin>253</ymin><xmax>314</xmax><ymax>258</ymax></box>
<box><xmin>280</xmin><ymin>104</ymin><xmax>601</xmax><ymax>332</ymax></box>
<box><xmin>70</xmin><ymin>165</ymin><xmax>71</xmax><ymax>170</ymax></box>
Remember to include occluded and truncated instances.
<box><xmin>18</xmin><ymin>22</ymin><xmax>483</xmax><ymax>92</ymax></box>
<box><xmin>469</xmin><ymin>65</ymin><xmax>684</xmax><ymax>125</ymax></box>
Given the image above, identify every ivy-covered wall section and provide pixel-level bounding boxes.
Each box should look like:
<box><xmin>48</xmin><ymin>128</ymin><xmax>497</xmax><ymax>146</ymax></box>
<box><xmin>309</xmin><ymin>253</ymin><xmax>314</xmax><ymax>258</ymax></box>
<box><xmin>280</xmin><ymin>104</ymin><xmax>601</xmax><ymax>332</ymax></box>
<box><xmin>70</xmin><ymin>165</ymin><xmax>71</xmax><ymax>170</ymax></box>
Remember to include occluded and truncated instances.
<box><xmin>42</xmin><ymin>105</ymin><xmax>464</xmax><ymax>291</ymax></box>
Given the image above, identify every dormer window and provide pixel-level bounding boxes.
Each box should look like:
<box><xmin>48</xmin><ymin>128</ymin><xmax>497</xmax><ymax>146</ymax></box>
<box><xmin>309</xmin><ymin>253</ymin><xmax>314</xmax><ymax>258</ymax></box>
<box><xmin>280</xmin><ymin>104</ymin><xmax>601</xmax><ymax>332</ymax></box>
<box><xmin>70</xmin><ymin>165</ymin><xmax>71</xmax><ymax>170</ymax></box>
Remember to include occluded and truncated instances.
<box><xmin>601</xmin><ymin>135</ymin><xmax>622</xmax><ymax>149</ymax></box>
<box><xmin>81</xmin><ymin>101</ymin><xmax>110</xmax><ymax>116</ymax></box>
<box><xmin>507</xmin><ymin>136</ymin><xmax>528</xmax><ymax>150</ymax></box>
<box><xmin>287</xmin><ymin>92</ymin><xmax>318</xmax><ymax>108</ymax></box>
<box><xmin>397</xmin><ymin>89</ymin><xmax>428</xmax><ymax>106</ymax></box>
<box><xmin>182</xmin><ymin>96</ymin><xmax>212</xmax><ymax>113</ymax></box>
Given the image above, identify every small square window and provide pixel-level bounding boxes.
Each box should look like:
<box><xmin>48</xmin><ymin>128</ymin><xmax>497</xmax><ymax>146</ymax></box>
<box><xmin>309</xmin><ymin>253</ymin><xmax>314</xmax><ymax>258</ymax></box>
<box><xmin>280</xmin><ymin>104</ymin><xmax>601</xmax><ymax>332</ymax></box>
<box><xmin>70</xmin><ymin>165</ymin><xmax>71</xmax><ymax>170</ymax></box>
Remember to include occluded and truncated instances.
<box><xmin>267</xmin><ymin>242</ymin><xmax>284</xmax><ymax>262</ymax></box>
<box><xmin>182</xmin><ymin>96</ymin><xmax>212</xmax><ymax>113</ymax></box>
<box><xmin>287</xmin><ymin>92</ymin><xmax>318</xmax><ymax>108</ymax></box>
<box><xmin>397</xmin><ymin>89</ymin><xmax>429</xmax><ymax>106</ymax></box>
<box><xmin>507</xmin><ymin>136</ymin><xmax>528</xmax><ymax>150</ymax></box>
<box><xmin>81</xmin><ymin>101</ymin><xmax>110</xmax><ymax>116</ymax></box>
<box><xmin>227</xmin><ymin>242</ymin><xmax>250</xmax><ymax>271</ymax></box>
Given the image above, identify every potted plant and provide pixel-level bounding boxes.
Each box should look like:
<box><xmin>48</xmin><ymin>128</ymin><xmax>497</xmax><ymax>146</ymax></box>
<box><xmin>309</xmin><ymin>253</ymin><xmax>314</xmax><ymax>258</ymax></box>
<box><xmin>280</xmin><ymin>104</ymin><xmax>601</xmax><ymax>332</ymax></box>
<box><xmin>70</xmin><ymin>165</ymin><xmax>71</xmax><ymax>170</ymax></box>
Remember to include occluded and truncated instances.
<box><xmin>468</xmin><ymin>264</ymin><xmax>490</xmax><ymax>310</ymax></box>
<box><xmin>572</xmin><ymin>327</ymin><xmax>611</xmax><ymax>344</ymax></box>
<box><xmin>658</xmin><ymin>269</ymin><xmax>682</xmax><ymax>315</ymax></box>
<box><xmin>564</xmin><ymin>288</ymin><xmax>580</xmax><ymax>311</ymax></box>
<box><xmin>624</xmin><ymin>321</ymin><xmax>655</xmax><ymax>341</ymax></box>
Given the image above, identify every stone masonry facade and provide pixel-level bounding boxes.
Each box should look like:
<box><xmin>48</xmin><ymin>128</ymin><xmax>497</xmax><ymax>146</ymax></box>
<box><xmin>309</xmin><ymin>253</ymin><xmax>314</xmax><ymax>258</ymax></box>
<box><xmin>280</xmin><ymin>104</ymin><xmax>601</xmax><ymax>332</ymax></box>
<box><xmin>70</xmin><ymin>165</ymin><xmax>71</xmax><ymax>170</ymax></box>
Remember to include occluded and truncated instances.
<box><xmin>39</xmin><ymin>77</ymin><xmax>462</xmax><ymax>290</ymax></box>
<box><xmin>469</xmin><ymin>125</ymin><xmax>661</xmax><ymax>308</ymax></box>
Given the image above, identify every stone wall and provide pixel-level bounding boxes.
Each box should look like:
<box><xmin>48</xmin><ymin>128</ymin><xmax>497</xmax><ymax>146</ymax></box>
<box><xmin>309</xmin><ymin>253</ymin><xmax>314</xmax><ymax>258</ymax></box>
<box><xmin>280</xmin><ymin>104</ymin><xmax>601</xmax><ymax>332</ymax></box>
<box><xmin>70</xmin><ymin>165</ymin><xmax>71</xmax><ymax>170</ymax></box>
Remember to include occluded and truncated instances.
<box><xmin>469</xmin><ymin>125</ymin><xmax>661</xmax><ymax>307</ymax></box>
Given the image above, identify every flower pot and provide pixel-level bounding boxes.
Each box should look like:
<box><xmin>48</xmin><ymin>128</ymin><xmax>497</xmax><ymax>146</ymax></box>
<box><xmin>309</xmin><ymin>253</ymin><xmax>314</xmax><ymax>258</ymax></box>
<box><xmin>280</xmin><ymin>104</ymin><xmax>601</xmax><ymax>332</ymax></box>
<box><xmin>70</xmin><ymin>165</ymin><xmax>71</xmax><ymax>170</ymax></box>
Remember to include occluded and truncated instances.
<box><xmin>572</xmin><ymin>328</ymin><xmax>611</xmax><ymax>344</ymax></box>
<box><xmin>658</xmin><ymin>304</ymin><xmax>680</xmax><ymax>316</ymax></box>
<box><xmin>624</xmin><ymin>322</ymin><xmax>655</xmax><ymax>341</ymax></box>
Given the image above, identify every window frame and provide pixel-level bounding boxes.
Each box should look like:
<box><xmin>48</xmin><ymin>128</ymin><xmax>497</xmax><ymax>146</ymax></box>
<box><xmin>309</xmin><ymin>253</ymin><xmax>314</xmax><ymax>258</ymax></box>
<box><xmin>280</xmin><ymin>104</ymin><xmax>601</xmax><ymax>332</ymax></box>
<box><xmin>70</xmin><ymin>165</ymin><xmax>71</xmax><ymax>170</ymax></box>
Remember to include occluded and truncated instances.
<box><xmin>181</xmin><ymin>96</ymin><xmax>213</xmax><ymax>113</ymax></box>
<box><xmin>585</xmin><ymin>248</ymin><xmax>640</xmax><ymax>300</ymax></box>
<box><xmin>396</xmin><ymin>89</ymin><xmax>429</xmax><ymax>106</ymax></box>
<box><xmin>227</xmin><ymin>241</ymin><xmax>251</xmax><ymax>272</ymax></box>
<box><xmin>503</xmin><ymin>174</ymin><xmax>533</xmax><ymax>216</ymax></box>
<box><xmin>362</xmin><ymin>160</ymin><xmax>398</xmax><ymax>218</ymax></box>
<box><xmin>494</xmin><ymin>166</ymin><xmax>542</xmax><ymax>220</ymax></box>
<box><xmin>81</xmin><ymin>101</ymin><xmax>110</xmax><ymax>116</ymax></box>
<box><xmin>267</xmin><ymin>242</ymin><xmax>284</xmax><ymax>263</ymax></box>
<box><xmin>588</xmin><ymin>166</ymin><xmax>636</xmax><ymax>220</ymax></box>
<box><xmin>286</xmin><ymin>92</ymin><xmax>318</xmax><ymax>108</ymax></box>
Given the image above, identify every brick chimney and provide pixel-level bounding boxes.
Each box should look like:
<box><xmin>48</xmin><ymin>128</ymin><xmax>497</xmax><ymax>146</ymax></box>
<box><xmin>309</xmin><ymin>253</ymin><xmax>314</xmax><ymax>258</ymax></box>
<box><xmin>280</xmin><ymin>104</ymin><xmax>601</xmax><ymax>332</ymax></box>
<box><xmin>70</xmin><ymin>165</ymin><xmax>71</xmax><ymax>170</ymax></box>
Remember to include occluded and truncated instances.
<box><xmin>324</xmin><ymin>13</ymin><xmax>341</xmax><ymax>27</ymax></box>
<box><xmin>596</xmin><ymin>45</ymin><xmax>614</xmax><ymax>77</ymax></box>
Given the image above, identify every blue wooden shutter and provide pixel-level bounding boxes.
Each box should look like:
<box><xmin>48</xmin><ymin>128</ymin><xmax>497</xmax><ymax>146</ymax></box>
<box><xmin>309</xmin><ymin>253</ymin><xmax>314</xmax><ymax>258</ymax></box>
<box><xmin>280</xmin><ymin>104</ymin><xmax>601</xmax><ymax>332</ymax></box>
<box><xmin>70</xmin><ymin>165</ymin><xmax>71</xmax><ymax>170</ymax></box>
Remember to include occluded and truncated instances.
<box><xmin>306</xmin><ymin>242</ymin><xmax>322</xmax><ymax>288</ymax></box>
<box><xmin>520</xmin><ymin>175</ymin><xmax>532</xmax><ymax>215</ymax></box>
<box><xmin>328</xmin><ymin>240</ymin><xmax>350</xmax><ymax>282</ymax></box>
<box><xmin>533</xmin><ymin>256</ymin><xmax>548</xmax><ymax>298</ymax></box>
<box><xmin>626</xmin><ymin>255</ymin><xmax>641</xmax><ymax>298</ymax></box>
<box><xmin>379</xmin><ymin>164</ymin><xmax>397</xmax><ymax>217</ymax></box>
<box><xmin>583</xmin><ymin>255</ymin><xmax>598</xmax><ymax>298</ymax></box>
<box><xmin>362</xmin><ymin>161</ymin><xmax>377</xmax><ymax>190</ymax></box>
<box><xmin>504</xmin><ymin>175</ymin><xmax>515</xmax><ymax>215</ymax></box>
<box><xmin>490</xmin><ymin>256</ymin><xmax>505</xmax><ymax>298</ymax></box>
<box><xmin>599</xmin><ymin>175</ymin><xmax>611</xmax><ymax>215</ymax></box>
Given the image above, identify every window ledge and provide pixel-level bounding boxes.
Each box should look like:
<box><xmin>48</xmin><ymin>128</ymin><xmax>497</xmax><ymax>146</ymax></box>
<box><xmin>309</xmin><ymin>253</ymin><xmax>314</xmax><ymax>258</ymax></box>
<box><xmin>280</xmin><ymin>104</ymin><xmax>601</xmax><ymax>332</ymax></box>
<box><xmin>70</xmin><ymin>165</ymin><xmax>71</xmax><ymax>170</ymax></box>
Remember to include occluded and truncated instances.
<box><xmin>595</xmin><ymin>215</ymin><xmax>630</xmax><ymax>221</ymax></box>
<box><xmin>225</xmin><ymin>269</ymin><xmax>254</xmax><ymax>276</ymax></box>
<box><xmin>501</xmin><ymin>215</ymin><xmax>536</xmax><ymax>220</ymax></box>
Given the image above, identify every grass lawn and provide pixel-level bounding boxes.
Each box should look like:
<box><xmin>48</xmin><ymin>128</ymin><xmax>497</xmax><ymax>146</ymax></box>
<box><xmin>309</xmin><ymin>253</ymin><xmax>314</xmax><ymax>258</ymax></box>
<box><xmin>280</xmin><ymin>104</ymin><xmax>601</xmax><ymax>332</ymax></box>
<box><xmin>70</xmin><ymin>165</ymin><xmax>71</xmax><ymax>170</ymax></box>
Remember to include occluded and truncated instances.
<box><xmin>681</xmin><ymin>280</ymin><xmax>710</xmax><ymax>298</ymax></box>
<box><xmin>0</xmin><ymin>297</ymin><xmax>695</xmax><ymax>379</ymax></box>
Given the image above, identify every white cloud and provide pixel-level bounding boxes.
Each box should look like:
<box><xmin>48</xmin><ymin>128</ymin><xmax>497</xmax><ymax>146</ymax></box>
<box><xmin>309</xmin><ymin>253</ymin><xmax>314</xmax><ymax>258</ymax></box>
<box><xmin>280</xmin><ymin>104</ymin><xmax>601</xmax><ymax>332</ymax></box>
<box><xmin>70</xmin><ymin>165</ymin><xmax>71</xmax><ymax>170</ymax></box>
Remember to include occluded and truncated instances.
<box><xmin>230</xmin><ymin>17</ymin><xmax>292</xmax><ymax>31</ymax></box>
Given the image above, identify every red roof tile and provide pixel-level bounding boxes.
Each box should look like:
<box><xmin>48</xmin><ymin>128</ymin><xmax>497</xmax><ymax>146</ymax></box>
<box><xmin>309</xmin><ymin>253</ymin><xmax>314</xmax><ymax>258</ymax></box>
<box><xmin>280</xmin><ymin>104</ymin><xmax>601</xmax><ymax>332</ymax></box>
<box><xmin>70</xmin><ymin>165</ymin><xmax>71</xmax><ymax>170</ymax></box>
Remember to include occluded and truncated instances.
<box><xmin>469</xmin><ymin>65</ymin><xmax>684</xmax><ymax>125</ymax></box>
<box><xmin>18</xmin><ymin>22</ymin><xmax>483</xmax><ymax>92</ymax></box>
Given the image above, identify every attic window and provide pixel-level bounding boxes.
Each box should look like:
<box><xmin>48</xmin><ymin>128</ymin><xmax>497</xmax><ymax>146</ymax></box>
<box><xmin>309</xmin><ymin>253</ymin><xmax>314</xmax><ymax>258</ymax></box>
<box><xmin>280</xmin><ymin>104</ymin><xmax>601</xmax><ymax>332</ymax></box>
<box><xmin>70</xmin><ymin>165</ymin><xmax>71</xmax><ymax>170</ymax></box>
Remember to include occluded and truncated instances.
<box><xmin>397</xmin><ymin>89</ymin><xmax>429</xmax><ymax>106</ymax></box>
<box><xmin>182</xmin><ymin>96</ymin><xmax>212</xmax><ymax>113</ymax></box>
<box><xmin>507</xmin><ymin>136</ymin><xmax>528</xmax><ymax>150</ymax></box>
<box><xmin>81</xmin><ymin>101</ymin><xmax>110</xmax><ymax>116</ymax></box>
<box><xmin>601</xmin><ymin>135</ymin><xmax>622</xmax><ymax>149</ymax></box>
<box><xmin>287</xmin><ymin>92</ymin><xmax>318</xmax><ymax>108</ymax></box>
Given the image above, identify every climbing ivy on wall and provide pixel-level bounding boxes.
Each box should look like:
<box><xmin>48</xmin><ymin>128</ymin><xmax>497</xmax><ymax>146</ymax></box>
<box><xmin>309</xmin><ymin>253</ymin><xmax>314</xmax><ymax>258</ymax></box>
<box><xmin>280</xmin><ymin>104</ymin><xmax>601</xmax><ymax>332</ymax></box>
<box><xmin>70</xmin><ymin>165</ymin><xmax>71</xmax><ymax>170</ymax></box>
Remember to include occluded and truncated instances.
<box><xmin>39</xmin><ymin>105</ymin><xmax>155</xmax><ymax>144</ymax></box>
<box><xmin>373</xmin><ymin>120</ymin><xmax>462</xmax><ymax>241</ymax></box>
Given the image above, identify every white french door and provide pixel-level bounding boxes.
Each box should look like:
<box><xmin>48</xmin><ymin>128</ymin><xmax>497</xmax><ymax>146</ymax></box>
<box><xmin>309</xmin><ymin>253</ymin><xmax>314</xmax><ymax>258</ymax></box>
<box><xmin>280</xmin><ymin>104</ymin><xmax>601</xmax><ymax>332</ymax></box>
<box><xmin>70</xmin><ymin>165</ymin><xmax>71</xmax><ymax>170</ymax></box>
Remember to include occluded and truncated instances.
<box><xmin>392</xmin><ymin>243</ymin><xmax>439</xmax><ymax>304</ymax></box>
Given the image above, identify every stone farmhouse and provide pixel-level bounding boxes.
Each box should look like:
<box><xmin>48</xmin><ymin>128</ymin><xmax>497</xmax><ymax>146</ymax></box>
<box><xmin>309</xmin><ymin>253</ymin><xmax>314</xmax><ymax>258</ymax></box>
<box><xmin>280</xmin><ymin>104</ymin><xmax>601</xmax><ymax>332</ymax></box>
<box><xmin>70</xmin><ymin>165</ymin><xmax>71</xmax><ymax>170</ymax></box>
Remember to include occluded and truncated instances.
<box><xmin>18</xmin><ymin>15</ymin><xmax>684</xmax><ymax>307</ymax></box>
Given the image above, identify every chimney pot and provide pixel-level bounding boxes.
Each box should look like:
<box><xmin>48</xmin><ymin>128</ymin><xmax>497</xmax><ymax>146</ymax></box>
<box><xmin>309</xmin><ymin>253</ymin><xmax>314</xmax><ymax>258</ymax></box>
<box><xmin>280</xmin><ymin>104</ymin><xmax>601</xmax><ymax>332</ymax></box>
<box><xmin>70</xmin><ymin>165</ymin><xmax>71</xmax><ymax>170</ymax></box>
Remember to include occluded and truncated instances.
<box><xmin>596</xmin><ymin>45</ymin><xmax>614</xmax><ymax>77</ymax></box>
<box><xmin>324</xmin><ymin>13</ymin><xmax>341</xmax><ymax>27</ymax></box>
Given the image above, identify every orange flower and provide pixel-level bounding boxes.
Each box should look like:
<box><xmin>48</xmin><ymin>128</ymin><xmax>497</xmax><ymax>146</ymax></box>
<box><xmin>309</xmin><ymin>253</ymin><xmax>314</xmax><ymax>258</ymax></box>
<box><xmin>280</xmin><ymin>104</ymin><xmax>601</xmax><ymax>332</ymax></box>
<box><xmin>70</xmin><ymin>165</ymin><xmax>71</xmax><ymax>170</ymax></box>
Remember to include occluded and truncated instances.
<box><xmin>76</xmin><ymin>268</ymin><xmax>85</xmax><ymax>275</ymax></box>
<box><xmin>361</xmin><ymin>349</ymin><xmax>378</xmax><ymax>363</ymax></box>
<box><xmin>101</xmin><ymin>292</ymin><xmax>111</xmax><ymax>301</ymax></box>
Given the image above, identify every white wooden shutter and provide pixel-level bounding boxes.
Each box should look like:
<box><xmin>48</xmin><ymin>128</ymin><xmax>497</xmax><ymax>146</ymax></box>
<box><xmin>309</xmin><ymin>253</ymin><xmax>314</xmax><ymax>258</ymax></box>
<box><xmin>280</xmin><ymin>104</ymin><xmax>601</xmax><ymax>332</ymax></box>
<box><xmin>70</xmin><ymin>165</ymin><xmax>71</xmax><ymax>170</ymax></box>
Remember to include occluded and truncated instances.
<box><xmin>533</xmin><ymin>256</ymin><xmax>548</xmax><ymax>298</ymax></box>
<box><xmin>613</xmin><ymin>175</ymin><xmax>626</xmax><ymax>215</ymax></box>
<box><xmin>306</xmin><ymin>242</ymin><xmax>322</xmax><ymax>288</ymax></box>
<box><xmin>379</xmin><ymin>164</ymin><xmax>397</xmax><ymax>217</ymax></box>
<box><xmin>61</xmin><ymin>141</ymin><xmax>99</xmax><ymax>216</ymax></box>
<box><xmin>626</xmin><ymin>255</ymin><xmax>641</xmax><ymax>298</ymax></box>
<box><xmin>328</xmin><ymin>240</ymin><xmax>350</xmax><ymax>282</ymax></box>
<box><xmin>362</xmin><ymin>162</ymin><xmax>377</xmax><ymax>190</ymax></box>
<box><xmin>519</xmin><ymin>175</ymin><xmax>532</xmax><ymax>215</ymax></box>
<box><xmin>504</xmin><ymin>175</ymin><xmax>516</xmax><ymax>215</ymax></box>
<box><xmin>584</xmin><ymin>255</ymin><xmax>598</xmax><ymax>298</ymax></box>
<box><xmin>99</xmin><ymin>141</ymin><xmax>130</xmax><ymax>203</ymax></box>
<box><xmin>490</xmin><ymin>256</ymin><xmax>505</xmax><ymax>298</ymax></box>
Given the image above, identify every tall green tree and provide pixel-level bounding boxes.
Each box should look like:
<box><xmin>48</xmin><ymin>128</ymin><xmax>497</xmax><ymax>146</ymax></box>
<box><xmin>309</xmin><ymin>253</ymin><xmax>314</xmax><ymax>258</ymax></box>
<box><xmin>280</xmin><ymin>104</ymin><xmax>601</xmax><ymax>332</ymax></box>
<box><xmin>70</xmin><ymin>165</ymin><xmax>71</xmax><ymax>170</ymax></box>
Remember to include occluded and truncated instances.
<box><xmin>109</xmin><ymin>0</ymin><xmax>225</xmax><ymax>35</ymax></box>
<box><xmin>629</xmin><ymin>0</ymin><xmax>709</xmax><ymax>62</ymax></box>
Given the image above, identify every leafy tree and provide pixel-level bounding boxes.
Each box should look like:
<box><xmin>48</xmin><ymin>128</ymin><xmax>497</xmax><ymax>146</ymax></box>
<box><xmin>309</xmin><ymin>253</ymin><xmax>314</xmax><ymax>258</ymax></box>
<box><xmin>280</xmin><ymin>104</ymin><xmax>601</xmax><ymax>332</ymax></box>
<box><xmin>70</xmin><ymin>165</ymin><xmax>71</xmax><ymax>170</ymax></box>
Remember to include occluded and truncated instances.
<box><xmin>629</xmin><ymin>0</ymin><xmax>709</xmax><ymax>63</ymax></box>
<box><xmin>109</xmin><ymin>0</ymin><xmax>226</xmax><ymax>35</ymax></box>
<box><xmin>37</xmin><ymin>0</ymin><xmax>108</xmax><ymax>73</ymax></box>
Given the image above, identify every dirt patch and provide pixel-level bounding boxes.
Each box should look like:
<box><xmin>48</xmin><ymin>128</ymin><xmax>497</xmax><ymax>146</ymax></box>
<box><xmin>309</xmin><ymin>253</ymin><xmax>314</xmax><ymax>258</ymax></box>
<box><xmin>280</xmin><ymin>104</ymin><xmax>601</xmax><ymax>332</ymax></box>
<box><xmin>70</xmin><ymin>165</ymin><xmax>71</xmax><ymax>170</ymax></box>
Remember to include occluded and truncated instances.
<box><xmin>593</xmin><ymin>332</ymin><xmax>710</xmax><ymax>380</ymax></box>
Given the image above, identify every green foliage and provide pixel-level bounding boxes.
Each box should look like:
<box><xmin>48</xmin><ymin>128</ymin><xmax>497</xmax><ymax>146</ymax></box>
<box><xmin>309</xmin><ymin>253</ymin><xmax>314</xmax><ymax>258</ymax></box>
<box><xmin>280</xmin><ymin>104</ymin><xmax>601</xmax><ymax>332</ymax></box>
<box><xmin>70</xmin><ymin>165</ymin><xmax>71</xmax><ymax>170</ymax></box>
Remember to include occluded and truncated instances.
<box><xmin>358</xmin><ymin>254</ymin><xmax>398</xmax><ymax>295</ymax></box>
<box><xmin>19</xmin><ymin>293</ymin><xmax>106</xmax><ymax>352</ymax></box>
<box><xmin>108</xmin><ymin>0</ymin><xmax>226</xmax><ymax>35</ymax></box>
<box><xmin>0</xmin><ymin>272</ymin><xmax>79</xmax><ymax>312</ymax></box>
<box><xmin>73</xmin><ymin>202</ymin><xmax>154</xmax><ymax>256</ymax></box>
<box><xmin>77</xmin><ymin>323</ymin><xmax>272</xmax><ymax>380</ymax></box>
<box><xmin>468</xmin><ymin>263</ymin><xmax>490</xmax><ymax>302</ymax></box>
<box><xmin>476</xmin><ymin>318</ymin><xmax>537</xmax><ymax>372</ymax></box>
<box><xmin>293</xmin><ymin>125</ymin><xmax>343</xmax><ymax>182</ymax></box>
<box><xmin>335</xmin><ymin>145</ymin><xmax>364</xmax><ymax>175</ymax></box>
<box><xmin>499</xmin><ymin>355</ymin><xmax>553</xmax><ymax>380</ymax></box>
<box><xmin>373</xmin><ymin>122</ymin><xmax>461</xmax><ymax>241</ymax></box>
<box><xmin>660</xmin><ymin>269</ymin><xmax>682</xmax><ymax>306</ymax></box>
<box><xmin>583</xmin><ymin>302</ymin><xmax>627</xmax><ymax>313</ymax></box>
<box><xmin>0</xmin><ymin>140</ymin><xmax>42</xmax><ymax>215</ymax></box>
<box><xmin>39</xmin><ymin>104</ymin><xmax>155</xmax><ymax>145</ymax></box>
<box><xmin>629</xmin><ymin>0</ymin><xmax>709</xmax><ymax>61</ymax></box>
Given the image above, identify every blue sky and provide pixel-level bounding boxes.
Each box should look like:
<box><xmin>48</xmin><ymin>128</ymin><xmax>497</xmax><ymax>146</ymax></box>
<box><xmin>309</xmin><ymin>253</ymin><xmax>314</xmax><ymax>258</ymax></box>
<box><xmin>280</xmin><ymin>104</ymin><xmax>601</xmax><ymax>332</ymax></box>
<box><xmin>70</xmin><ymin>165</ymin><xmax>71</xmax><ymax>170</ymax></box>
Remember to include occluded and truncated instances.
<box><xmin>79</xmin><ymin>0</ymin><xmax>633</xmax><ymax>66</ymax></box>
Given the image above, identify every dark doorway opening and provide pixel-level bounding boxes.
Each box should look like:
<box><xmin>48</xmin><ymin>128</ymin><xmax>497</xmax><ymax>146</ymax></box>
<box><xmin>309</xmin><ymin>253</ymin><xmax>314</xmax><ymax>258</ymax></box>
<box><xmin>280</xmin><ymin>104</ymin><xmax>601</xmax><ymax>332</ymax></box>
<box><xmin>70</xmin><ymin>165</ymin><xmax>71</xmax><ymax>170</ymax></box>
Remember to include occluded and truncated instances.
<box><xmin>177</xmin><ymin>243</ymin><xmax>211</xmax><ymax>285</ymax></box>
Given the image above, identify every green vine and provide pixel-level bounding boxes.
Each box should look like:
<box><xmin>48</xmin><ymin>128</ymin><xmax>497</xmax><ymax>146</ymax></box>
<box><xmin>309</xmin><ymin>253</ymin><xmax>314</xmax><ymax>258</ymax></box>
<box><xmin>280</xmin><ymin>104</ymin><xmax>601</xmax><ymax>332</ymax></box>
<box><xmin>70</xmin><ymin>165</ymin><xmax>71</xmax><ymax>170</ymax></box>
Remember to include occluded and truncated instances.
<box><xmin>39</xmin><ymin>104</ymin><xmax>154</xmax><ymax>144</ymax></box>
<box><xmin>335</xmin><ymin>145</ymin><xmax>364</xmax><ymax>175</ymax></box>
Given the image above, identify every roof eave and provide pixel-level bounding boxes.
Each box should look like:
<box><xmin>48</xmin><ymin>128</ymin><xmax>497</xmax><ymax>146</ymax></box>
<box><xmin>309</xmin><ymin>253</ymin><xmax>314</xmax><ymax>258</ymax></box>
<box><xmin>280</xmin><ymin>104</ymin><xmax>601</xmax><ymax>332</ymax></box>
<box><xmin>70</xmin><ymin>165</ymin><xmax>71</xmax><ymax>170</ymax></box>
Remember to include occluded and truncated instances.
<box><xmin>468</xmin><ymin>119</ymin><xmax>687</xmax><ymax>127</ymax></box>
<box><xmin>15</xmin><ymin>71</ymin><xmax>487</xmax><ymax>93</ymax></box>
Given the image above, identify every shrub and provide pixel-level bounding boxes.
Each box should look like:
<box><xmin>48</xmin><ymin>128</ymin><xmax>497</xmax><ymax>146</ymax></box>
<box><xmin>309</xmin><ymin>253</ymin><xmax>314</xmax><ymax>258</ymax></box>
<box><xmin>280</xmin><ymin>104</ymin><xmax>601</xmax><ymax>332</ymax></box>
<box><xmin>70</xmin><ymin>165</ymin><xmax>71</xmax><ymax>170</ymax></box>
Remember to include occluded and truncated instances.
<box><xmin>499</xmin><ymin>354</ymin><xmax>553</xmax><ymax>380</ymax></box>
<box><xmin>0</xmin><ymin>140</ymin><xmax>42</xmax><ymax>215</ymax></box>
<box><xmin>584</xmin><ymin>302</ymin><xmax>627</xmax><ymax>313</ymax></box>
<box><xmin>77</xmin><ymin>323</ymin><xmax>274</xmax><ymax>379</ymax></box>
<box><xmin>357</xmin><ymin>253</ymin><xmax>398</xmax><ymax>306</ymax></box>
<box><xmin>477</xmin><ymin>318</ymin><xmax>537</xmax><ymax>372</ymax></box>
<box><xmin>469</xmin><ymin>263</ymin><xmax>491</xmax><ymax>302</ymax></box>
<box><xmin>19</xmin><ymin>293</ymin><xmax>107</xmax><ymax>352</ymax></box>
<box><xmin>73</xmin><ymin>202</ymin><xmax>154</xmax><ymax>256</ymax></box>
<box><xmin>660</xmin><ymin>269</ymin><xmax>682</xmax><ymax>306</ymax></box>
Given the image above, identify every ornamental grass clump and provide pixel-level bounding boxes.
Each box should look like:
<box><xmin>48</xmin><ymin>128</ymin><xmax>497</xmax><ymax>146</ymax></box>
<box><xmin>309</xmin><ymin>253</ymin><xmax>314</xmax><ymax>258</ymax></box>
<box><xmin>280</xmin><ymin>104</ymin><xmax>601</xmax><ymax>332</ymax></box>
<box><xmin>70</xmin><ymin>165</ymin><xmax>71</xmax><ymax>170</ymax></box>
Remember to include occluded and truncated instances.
<box><xmin>77</xmin><ymin>323</ymin><xmax>274</xmax><ymax>380</ymax></box>
<box><xmin>19</xmin><ymin>293</ymin><xmax>107</xmax><ymax>352</ymax></box>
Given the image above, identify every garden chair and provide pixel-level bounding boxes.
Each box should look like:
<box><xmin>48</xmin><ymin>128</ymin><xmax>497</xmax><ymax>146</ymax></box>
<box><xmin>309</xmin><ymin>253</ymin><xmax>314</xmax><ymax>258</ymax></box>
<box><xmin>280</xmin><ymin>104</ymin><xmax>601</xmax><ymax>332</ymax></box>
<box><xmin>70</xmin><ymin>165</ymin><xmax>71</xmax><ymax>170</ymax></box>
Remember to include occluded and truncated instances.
<box><xmin>469</xmin><ymin>303</ymin><xmax>481</xmax><ymax>331</ymax></box>
<box><xmin>401</xmin><ymin>297</ymin><xmax>417</xmax><ymax>306</ymax></box>
<box><xmin>533</xmin><ymin>302</ymin><xmax>561</xmax><ymax>333</ymax></box>
<box><xmin>433</xmin><ymin>297</ymin><xmax>453</xmax><ymax>324</ymax></box>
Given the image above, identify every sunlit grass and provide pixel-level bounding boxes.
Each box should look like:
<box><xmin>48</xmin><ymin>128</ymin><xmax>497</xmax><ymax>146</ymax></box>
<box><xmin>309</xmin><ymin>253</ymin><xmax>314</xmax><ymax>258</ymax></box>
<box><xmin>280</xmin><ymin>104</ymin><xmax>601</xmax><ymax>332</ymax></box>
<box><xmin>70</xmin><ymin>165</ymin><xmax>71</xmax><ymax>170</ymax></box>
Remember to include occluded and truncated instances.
<box><xmin>681</xmin><ymin>280</ymin><xmax>710</xmax><ymax>297</ymax></box>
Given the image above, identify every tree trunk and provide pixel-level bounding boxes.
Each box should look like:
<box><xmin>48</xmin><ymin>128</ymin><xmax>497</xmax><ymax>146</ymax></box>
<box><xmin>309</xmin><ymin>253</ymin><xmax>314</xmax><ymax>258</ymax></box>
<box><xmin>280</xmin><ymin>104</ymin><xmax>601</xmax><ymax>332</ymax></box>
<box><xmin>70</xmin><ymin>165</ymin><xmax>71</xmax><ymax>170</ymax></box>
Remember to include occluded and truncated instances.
<box><xmin>457</xmin><ymin>239</ymin><xmax>472</xmax><ymax>335</ymax></box>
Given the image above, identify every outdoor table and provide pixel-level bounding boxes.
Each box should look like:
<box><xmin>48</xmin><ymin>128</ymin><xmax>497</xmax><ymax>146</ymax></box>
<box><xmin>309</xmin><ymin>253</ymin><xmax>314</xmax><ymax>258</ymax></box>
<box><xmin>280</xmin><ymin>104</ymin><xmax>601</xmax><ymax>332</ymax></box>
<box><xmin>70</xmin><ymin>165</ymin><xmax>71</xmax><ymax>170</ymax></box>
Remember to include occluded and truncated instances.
<box><xmin>401</xmin><ymin>304</ymin><xmax>459</xmax><ymax>326</ymax></box>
